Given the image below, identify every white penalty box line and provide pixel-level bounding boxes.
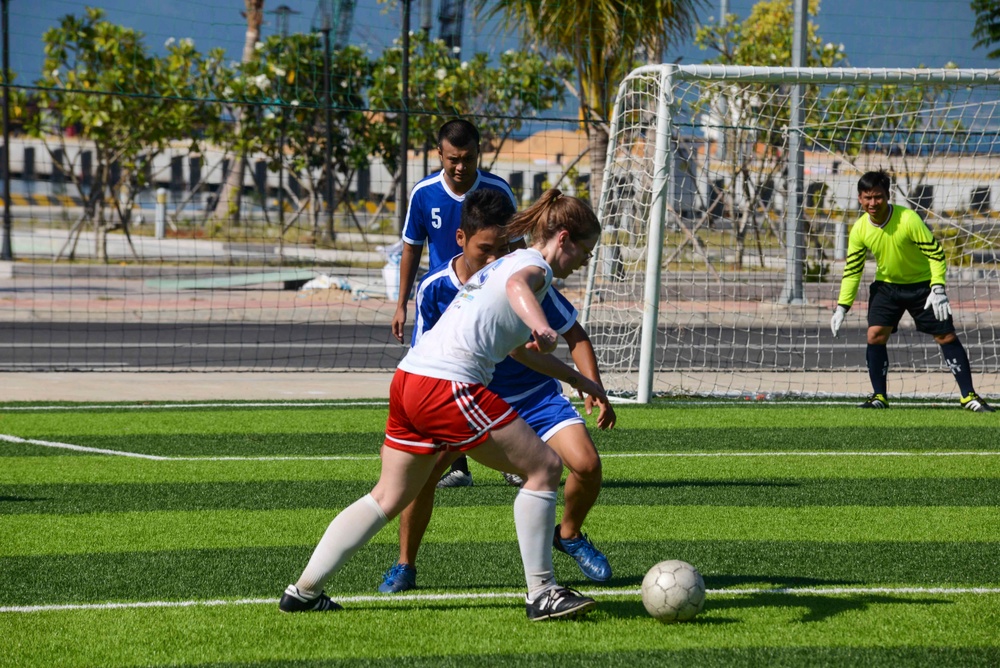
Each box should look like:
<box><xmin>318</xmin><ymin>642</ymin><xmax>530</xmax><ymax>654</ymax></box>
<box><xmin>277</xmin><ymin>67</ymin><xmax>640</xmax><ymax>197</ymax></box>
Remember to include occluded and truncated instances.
<box><xmin>4</xmin><ymin>586</ymin><xmax>1000</xmax><ymax>614</ymax></box>
<box><xmin>3</xmin><ymin>434</ymin><xmax>1000</xmax><ymax>461</ymax></box>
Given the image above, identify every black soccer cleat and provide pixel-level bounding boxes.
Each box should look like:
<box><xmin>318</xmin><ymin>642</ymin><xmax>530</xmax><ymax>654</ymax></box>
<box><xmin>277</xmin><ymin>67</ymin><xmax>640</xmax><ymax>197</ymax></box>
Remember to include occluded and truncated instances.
<box><xmin>279</xmin><ymin>584</ymin><xmax>343</xmax><ymax>612</ymax></box>
<box><xmin>436</xmin><ymin>469</ymin><xmax>474</xmax><ymax>488</ymax></box>
<box><xmin>857</xmin><ymin>393</ymin><xmax>888</xmax><ymax>409</ymax></box>
<box><xmin>525</xmin><ymin>586</ymin><xmax>597</xmax><ymax>621</ymax></box>
<box><xmin>961</xmin><ymin>392</ymin><xmax>995</xmax><ymax>413</ymax></box>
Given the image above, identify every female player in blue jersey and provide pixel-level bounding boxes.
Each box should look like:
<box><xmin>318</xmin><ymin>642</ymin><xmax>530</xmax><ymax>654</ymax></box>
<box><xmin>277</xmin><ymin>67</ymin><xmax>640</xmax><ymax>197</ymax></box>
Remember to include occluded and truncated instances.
<box><xmin>379</xmin><ymin>189</ymin><xmax>617</xmax><ymax>595</ymax></box>
<box><xmin>280</xmin><ymin>186</ymin><xmax>604</xmax><ymax>621</ymax></box>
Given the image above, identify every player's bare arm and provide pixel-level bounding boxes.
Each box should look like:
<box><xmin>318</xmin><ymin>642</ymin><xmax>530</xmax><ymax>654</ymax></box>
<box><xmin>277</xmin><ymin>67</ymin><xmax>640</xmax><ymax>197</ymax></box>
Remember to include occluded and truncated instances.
<box><xmin>562</xmin><ymin>323</ymin><xmax>616</xmax><ymax>430</ymax></box>
<box><xmin>506</xmin><ymin>266</ymin><xmax>557</xmax><ymax>353</ymax></box>
<box><xmin>392</xmin><ymin>242</ymin><xmax>423</xmax><ymax>343</ymax></box>
<box><xmin>508</xmin><ymin>346</ymin><xmax>610</xmax><ymax>416</ymax></box>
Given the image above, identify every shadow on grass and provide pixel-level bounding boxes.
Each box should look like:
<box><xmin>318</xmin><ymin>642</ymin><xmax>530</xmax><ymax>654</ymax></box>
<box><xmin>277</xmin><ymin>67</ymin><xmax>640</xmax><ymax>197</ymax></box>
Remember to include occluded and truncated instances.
<box><xmin>597</xmin><ymin>597</ymin><xmax>739</xmax><ymax>625</ymax></box>
<box><xmin>708</xmin><ymin>590</ymin><xmax>953</xmax><ymax>623</ymax></box>
<box><xmin>599</xmin><ymin>479</ymin><xmax>797</xmax><ymax>490</ymax></box>
<box><xmin>598</xmin><ymin>589</ymin><xmax>952</xmax><ymax>624</ymax></box>
<box><xmin>0</xmin><ymin>495</ymin><xmax>47</xmax><ymax>504</ymax></box>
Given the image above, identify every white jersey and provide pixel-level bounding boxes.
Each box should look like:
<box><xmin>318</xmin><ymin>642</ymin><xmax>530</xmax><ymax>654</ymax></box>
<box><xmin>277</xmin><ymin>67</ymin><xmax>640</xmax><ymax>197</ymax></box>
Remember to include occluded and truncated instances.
<box><xmin>398</xmin><ymin>248</ymin><xmax>552</xmax><ymax>386</ymax></box>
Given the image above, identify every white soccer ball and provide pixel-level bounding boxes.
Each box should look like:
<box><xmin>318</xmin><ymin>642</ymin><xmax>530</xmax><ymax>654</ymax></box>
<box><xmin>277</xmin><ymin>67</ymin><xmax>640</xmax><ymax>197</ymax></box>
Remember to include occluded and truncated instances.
<box><xmin>641</xmin><ymin>559</ymin><xmax>706</xmax><ymax>622</ymax></box>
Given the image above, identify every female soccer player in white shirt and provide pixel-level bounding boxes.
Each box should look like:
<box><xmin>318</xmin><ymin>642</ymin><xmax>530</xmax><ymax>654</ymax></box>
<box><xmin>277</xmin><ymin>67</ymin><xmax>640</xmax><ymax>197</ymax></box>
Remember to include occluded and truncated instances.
<box><xmin>280</xmin><ymin>189</ymin><xmax>603</xmax><ymax>621</ymax></box>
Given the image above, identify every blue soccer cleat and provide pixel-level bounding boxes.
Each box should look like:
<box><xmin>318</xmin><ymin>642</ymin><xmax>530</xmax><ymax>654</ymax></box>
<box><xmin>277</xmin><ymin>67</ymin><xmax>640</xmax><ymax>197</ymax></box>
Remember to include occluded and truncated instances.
<box><xmin>377</xmin><ymin>562</ymin><xmax>417</xmax><ymax>593</ymax></box>
<box><xmin>553</xmin><ymin>524</ymin><xmax>612</xmax><ymax>582</ymax></box>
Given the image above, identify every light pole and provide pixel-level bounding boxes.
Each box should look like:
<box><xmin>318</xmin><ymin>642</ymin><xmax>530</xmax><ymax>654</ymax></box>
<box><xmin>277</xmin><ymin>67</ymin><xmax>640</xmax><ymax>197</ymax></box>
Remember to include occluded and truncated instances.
<box><xmin>398</xmin><ymin>0</ymin><xmax>410</xmax><ymax>234</ymax></box>
<box><xmin>1</xmin><ymin>0</ymin><xmax>12</xmax><ymax>261</ymax></box>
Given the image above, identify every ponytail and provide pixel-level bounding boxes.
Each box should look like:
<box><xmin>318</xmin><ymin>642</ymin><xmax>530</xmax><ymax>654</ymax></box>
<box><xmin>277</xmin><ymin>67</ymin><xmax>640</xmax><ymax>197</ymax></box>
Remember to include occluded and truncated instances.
<box><xmin>506</xmin><ymin>188</ymin><xmax>600</xmax><ymax>244</ymax></box>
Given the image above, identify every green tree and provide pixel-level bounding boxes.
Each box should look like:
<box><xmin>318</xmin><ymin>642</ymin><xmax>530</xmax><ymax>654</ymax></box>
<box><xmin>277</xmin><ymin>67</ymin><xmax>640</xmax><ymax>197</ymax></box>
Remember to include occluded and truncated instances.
<box><xmin>0</xmin><ymin>71</ymin><xmax>29</xmax><ymax>136</ymax></box>
<box><xmin>222</xmin><ymin>33</ymin><xmax>394</xmax><ymax>244</ymax></box>
<box><xmin>368</xmin><ymin>30</ymin><xmax>570</xmax><ymax>201</ymax></box>
<box><xmin>693</xmin><ymin>0</ymin><xmax>846</xmax><ymax>269</ymax></box>
<box><xmin>474</xmin><ymin>0</ymin><xmax>704</xmax><ymax>208</ymax></box>
<box><xmin>26</xmin><ymin>7</ymin><xmax>222</xmax><ymax>262</ymax></box>
<box><xmin>972</xmin><ymin>0</ymin><xmax>1000</xmax><ymax>59</ymax></box>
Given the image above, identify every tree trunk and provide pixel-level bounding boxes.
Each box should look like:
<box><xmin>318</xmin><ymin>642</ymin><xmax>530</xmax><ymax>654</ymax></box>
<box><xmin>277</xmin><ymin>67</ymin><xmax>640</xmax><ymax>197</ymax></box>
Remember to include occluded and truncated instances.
<box><xmin>587</xmin><ymin>126</ymin><xmax>609</xmax><ymax>211</ymax></box>
<box><xmin>213</xmin><ymin>0</ymin><xmax>264</xmax><ymax>226</ymax></box>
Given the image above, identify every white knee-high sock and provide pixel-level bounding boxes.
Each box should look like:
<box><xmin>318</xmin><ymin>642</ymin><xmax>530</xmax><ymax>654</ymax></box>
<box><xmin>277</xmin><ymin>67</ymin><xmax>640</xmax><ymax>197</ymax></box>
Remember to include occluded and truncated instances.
<box><xmin>295</xmin><ymin>494</ymin><xmax>388</xmax><ymax>597</ymax></box>
<box><xmin>513</xmin><ymin>488</ymin><xmax>558</xmax><ymax>601</ymax></box>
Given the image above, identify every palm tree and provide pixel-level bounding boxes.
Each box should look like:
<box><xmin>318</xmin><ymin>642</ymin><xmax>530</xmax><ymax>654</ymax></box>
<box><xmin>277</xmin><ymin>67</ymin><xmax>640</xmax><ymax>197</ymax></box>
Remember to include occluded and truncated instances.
<box><xmin>215</xmin><ymin>0</ymin><xmax>266</xmax><ymax>226</ymax></box>
<box><xmin>474</xmin><ymin>0</ymin><xmax>704</xmax><ymax>209</ymax></box>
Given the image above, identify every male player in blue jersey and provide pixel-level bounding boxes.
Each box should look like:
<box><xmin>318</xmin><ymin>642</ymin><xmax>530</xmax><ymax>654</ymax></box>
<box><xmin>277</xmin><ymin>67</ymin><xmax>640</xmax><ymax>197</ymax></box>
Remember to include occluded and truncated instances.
<box><xmin>379</xmin><ymin>188</ymin><xmax>617</xmax><ymax>594</ymax></box>
<box><xmin>392</xmin><ymin>119</ymin><xmax>518</xmax><ymax>488</ymax></box>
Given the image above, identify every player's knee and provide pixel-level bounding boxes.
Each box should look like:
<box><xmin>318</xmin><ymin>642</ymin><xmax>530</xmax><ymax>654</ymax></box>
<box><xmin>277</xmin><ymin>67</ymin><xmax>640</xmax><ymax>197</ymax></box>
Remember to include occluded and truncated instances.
<box><xmin>568</xmin><ymin>453</ymin><xmax>602</xmax><ymax>482</ymax></box>
<box><xmin>934</xmin><ymin>332</ymin><xmax>957</xmax><ymax>345</ymax></box>
<box><xmin>538</xmin><ymin>448</ymin><xmax>563</xmax><ymax>486</ymax></box>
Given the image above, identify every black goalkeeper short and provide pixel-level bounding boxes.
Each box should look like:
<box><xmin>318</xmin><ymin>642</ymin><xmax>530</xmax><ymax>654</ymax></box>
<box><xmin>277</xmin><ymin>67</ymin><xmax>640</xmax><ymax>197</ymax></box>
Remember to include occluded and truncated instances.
<box><xmin>867</xmin><ymin>280</ymin><xmax>955</xmax><ymax>336</ymax></box>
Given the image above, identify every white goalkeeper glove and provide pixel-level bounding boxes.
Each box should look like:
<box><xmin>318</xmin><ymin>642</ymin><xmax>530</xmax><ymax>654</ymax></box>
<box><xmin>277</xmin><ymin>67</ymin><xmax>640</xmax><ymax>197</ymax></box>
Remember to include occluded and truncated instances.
<box><xmin>830</xmin><ymin>305</ymin><xmax>848</xmax><ymax>338</ymax></box>
<box><xmin>924</xmin><ymin>285</ymin><xmax>951</xmax><ymax>321</ymax></box>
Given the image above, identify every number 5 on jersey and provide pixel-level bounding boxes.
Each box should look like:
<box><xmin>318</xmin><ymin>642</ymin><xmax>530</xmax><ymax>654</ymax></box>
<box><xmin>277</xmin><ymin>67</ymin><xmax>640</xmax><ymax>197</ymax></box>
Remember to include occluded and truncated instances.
<box><xmin>430</xmin><ymin>207</ymin><xmax>442</xmax><ymax>229</ymax></box>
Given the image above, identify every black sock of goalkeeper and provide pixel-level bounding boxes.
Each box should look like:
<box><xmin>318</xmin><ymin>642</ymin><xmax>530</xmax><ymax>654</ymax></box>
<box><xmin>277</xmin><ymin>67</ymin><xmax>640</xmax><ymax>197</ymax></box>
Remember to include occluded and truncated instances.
<box><xmin>451</xmin><ymin>455</ymin><xmax>470</xmax><ymax>475</ymax></box>
<box><xmin>940</xmin><ymin>339</ymin><xmax>975</xmax><ymax>396</ymax></box>
<box><xmin>866</xmin><ymin>344</ymin><xmax>889</xmax><ymax>396</ymax></box>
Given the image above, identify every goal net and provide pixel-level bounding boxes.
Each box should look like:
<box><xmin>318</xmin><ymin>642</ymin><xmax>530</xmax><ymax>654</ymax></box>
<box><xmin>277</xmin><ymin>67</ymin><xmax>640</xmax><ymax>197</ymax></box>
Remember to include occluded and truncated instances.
<box><xmin>584</xmin><ymin>65</ymin><xmax>1000</xmax><ymax>401</ymax></box>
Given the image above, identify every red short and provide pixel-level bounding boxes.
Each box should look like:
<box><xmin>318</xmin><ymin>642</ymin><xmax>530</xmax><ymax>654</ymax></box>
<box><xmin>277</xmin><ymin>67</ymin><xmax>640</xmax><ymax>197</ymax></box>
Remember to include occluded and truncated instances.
<box><xmin>384</xmin><ymin>369</ymin><xmax>518</xmax><ymax>454</ymax></box>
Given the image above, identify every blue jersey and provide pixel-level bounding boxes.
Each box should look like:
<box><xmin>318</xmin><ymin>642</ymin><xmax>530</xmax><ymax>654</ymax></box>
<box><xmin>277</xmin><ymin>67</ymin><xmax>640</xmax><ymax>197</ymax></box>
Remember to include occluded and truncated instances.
<box><xmin>489</xmin><ymin>289</ymin><xmax>577</xmax><ymax>400</ymax></box>
<box><xmin>411</xmin><ymin>256</ymin><xmax>464</xmax><ymax>348</ymax></box>
<box><xmin>411</xmin><ymin>256</ymin><xmax>578</xmax><ymax>398</ymax></box>
<box><xmin>401</xmin><ymin>170</ymin><xmax>516</xmax><ymax>270</ymax></box>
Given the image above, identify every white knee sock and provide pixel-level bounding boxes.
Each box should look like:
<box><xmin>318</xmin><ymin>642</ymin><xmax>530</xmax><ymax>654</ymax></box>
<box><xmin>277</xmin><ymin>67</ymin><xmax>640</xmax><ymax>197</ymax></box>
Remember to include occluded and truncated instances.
<box><xmin>513</xmin><ymin>488</ymin><xmax>558</xmax><ymax>601</ymax></box>
<box><xmin>295</xmin><ymin>494</ymin><xmax>388</xmax><ymax>597</ymax></box>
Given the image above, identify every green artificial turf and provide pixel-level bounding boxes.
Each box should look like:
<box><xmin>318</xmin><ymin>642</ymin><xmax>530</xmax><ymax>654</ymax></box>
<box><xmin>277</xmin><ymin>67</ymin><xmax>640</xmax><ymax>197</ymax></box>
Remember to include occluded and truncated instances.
<box><xmin>1</xmin><ymin>401</ymin><xmax>998</xmax><ymax>667</ymax></box>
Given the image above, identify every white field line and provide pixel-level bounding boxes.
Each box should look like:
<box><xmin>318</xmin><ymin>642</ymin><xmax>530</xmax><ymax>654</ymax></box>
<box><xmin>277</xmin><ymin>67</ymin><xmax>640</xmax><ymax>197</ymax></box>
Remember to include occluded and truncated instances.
<box><xmin>600</xmin><ymin>451</ymin><xmax>1000</xmax><ymax>458</ymax></box>
<box><xmin>3</xmin><ymin>433</ymin><xmax>1000</xmax><ymax>461</ymax></box>
<box><xmin>4</xmin><ymin>586</ymin><xmax>1000</xmax><ymax>614</ymax></box>
<box><xmin>0</xmin><ymin>434</ymin><xmax>376</xmax><ymax>461</ymax></box>
<box><xmin>0</xmin><ymin>400</ymin><xmax>971</xmax><ymax>411</ymax></box>
<box><xmin>0</xmin><ymin>401</ymin><xmax>389</xmax><ymax>411</ymax></box>
<box><xmin>0</xmin><ymin>434</ymin><xmax>171</xmax><ymax>460</ymax></box>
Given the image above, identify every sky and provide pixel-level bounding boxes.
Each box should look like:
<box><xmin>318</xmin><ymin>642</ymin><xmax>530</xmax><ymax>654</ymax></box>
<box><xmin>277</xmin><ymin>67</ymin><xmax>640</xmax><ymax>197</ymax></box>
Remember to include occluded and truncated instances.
<box><xmin>7</xmin><ymin>1</ymin><xmax>993</xmax><ymax>94</ymax></box>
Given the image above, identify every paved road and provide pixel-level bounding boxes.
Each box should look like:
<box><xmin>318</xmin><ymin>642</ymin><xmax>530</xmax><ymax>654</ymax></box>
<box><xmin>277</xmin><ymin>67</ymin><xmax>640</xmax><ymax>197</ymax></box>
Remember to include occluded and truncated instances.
<box><xmin>4</xmin><ymin>321</ymin><xmax>995</xmax><ymax>371</ymax></box>
<box><xmin>0</xmin><ymin>322</ymin><xmax>407</xmax><ymax>370</ymax></box>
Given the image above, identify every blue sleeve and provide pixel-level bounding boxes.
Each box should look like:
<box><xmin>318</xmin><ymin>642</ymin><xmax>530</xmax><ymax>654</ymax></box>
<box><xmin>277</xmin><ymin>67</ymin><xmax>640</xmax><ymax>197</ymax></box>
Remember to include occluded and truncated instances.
<box><xmin>402</xmin><ymin>188</ymin><xmax>427</xmax><ymax>246</ymax></box>
<box><xmin>541</xmin><ymin>287</ymin><xmax>578</xmax><ymax>335</ymax></box>
<box><xmin>411</xmin><ymin>278</ymin><xmax>456</xmax><ymax>346</ymax></box>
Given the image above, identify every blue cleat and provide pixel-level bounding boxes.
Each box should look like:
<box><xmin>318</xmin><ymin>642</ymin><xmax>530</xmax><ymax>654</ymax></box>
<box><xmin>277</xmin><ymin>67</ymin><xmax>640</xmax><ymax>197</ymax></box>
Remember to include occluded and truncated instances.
<box><xmin>553</xmin><ymin>524</ymin><xmax>612</xmax><ymax>582</ymax></box>
<box><xmin>377</xmin><ymin>562</ymin><xmax>417</xmax><ymax>593</ymax></box>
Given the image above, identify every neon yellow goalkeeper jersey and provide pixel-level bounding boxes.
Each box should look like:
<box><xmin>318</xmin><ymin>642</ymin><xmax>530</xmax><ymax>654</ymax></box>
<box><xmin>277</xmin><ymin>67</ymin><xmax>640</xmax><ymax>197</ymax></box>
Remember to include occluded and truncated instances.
<box><xmin>836</xmin><ymin>204</ymin><xmax>947</xmax><ymax>308</ymax></box>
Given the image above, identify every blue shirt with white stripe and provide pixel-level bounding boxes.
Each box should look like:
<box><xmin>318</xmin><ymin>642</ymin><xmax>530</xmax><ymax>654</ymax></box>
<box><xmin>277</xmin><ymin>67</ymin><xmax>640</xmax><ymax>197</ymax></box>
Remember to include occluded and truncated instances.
<box><xmin>412</xmin><ymin>256</ymin><xmax>578</xmax><ymax>399</ymax></box>
<box><xmin>402</xmin><ymin>170</ymin><xmax>517</xmax><ymax>270</ymax></box>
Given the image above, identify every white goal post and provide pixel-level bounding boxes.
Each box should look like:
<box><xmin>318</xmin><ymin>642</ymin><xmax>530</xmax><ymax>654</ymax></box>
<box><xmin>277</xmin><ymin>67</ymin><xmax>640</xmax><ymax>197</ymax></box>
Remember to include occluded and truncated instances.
<box><xmin>583</xmin><ymin>65</ymin><xmax>1000</xmax><ymax>402</ymax></box>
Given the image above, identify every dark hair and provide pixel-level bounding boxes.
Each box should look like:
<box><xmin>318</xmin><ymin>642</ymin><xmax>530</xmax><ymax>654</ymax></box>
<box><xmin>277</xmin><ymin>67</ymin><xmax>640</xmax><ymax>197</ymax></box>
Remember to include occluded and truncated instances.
<box><xmin>505</xmin><ymin>189</ymin><xmax>600</xmax><ymax>245</ymax></box>
<box><xmin>438</xmin><ymin>119</ymin><xmax>480</xmax><ymax>150</ymax></box>
<box><xmin>460</xmin><ymin>189</ymin><xmax>516</xmax><ymax>237</ymax></box>
<box><xmin>858</xmin><ymin>169</ymin><xmax>892</xmax><ymax>194</ymax></box>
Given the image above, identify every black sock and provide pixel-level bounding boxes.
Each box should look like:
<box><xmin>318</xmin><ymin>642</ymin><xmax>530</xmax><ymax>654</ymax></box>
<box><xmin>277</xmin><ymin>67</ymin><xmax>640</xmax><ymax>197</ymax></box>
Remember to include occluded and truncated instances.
<box><xmin>940</xmin><ymin>339</ymin><xmax>975</xmax><ymax>397</ymax></box>
<box><xmin>866</xmin><ymin>344</ymin><xmax>889</xmax><ymax>396</ymax></box>
<box><xmin>450</xmin><ymin>455</ymin><xmax>470</xmax><ymax>475</ymax></box>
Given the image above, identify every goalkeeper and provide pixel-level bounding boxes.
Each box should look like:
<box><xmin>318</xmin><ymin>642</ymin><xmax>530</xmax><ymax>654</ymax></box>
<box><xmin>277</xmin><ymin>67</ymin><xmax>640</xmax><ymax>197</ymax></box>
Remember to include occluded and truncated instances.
<box><xmin>830</xmin><ymin>169</ymin><xmax>993</xmax><ymax>412</ymax></box>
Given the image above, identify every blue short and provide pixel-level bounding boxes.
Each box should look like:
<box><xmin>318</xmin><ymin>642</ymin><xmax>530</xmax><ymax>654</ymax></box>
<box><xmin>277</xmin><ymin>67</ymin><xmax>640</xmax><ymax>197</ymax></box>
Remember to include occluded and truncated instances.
<box><xmin>507</xmin><ymin>380</ymin><xmax>584</xmax><ymax>442</ymax></box>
